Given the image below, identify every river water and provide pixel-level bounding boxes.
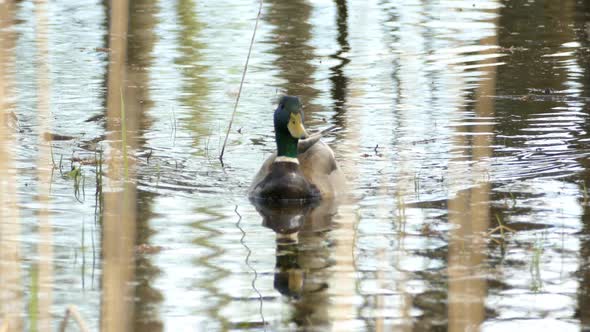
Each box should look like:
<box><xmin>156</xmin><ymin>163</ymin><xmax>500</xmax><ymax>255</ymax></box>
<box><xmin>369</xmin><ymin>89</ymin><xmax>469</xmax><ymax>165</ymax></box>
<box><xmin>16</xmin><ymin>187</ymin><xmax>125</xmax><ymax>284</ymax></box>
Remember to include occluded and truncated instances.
<box><xmin>1</xmin><ymin>0</ymin><xmax>590</xmax><ymax>331</ymax></box>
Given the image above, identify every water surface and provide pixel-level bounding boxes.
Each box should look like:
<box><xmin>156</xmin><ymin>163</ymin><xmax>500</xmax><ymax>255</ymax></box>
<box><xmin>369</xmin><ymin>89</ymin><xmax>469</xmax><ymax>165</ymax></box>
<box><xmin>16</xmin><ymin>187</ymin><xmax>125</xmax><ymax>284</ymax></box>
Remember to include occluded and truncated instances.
<box><xmin>1</xmin><ymin>0</ymin><xmax>590</xmax><ymax>331</ymax></box>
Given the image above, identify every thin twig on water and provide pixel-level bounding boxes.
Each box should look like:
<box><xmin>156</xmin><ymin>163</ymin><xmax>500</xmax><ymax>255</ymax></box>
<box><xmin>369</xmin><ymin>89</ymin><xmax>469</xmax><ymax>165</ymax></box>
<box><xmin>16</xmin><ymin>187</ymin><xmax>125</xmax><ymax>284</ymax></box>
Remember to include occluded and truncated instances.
<box><xmin>219</xmin><ymin>0</ymin><xmax>264</xmax><ymax>165</ymax></box>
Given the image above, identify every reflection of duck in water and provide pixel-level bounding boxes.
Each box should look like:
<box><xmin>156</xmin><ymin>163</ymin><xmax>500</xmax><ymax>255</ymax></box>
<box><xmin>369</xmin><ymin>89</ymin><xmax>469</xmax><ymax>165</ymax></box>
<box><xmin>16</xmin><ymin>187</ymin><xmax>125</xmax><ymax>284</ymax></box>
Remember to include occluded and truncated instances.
<box><xmin>256</xmin><ymin>203</ymin><xmax>316</xmax><ymax>298</ymax></box>
<box><xmin>249</xmin><ymin>96</ymin><xmax>346</xmax><ymax>202</ymax></box>
<box><xmin>253</xmin><ymin>199</ymin><xmax>336</xmax><ymax>329</ymax></box>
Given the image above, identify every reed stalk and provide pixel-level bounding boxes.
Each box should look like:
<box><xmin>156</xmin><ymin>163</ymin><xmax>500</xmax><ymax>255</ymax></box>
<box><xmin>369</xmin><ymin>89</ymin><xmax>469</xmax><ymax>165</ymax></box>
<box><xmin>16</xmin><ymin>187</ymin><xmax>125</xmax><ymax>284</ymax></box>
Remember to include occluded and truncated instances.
<box><xmin>120</xmin><ymin>88</ymin><xmax>128</xmax><ymax>180</ymax></box>
<box><xmin>219</xmin><ymin>0</ymin><xmax>264</xmax><ymax>164</ymax></box>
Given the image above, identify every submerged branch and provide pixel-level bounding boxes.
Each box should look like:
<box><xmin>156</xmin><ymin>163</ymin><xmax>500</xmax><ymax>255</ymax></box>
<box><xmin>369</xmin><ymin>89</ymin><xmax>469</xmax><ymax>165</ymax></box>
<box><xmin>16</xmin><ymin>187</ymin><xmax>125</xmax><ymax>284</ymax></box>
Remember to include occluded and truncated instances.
<box><xmin>58</xmin><ymin>305</ymin><xmax>90</xmax><ymax>332</ymax></box>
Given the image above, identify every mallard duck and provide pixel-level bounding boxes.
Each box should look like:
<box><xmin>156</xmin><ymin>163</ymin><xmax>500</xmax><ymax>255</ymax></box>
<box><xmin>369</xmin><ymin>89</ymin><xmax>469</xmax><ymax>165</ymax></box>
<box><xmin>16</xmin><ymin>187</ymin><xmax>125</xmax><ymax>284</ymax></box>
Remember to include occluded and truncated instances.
<box><xmin>249</xmin><ymin>96</ymin><xmax>346</xmax><ymax>203</ymax></box>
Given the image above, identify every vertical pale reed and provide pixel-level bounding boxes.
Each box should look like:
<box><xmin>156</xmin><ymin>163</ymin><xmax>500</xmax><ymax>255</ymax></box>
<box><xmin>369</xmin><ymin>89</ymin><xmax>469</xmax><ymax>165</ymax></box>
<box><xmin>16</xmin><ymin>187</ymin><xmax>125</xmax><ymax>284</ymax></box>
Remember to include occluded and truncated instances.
<box><xmin>329</xmin><ymin>84</ymin><xmax>362</xmax><ymax>332</ymax></box>
<box><xmin>101</xmin><ymin>0</ymin><xmax>137</xmax><ymax>331</ymax></box>
<box><xmin>0</xmin><ymin>1</ymin><xmax>24</xmax><ymax>330</ymax></box>
<box><xmin>447</xmin><ymin>6</ymin><xmax>500</xmax><ymax>332</ymax></box>
<box><xmin>34</xmin><ymin>0</ymin><xmax>54</xmax><ymax>330</ymax></box>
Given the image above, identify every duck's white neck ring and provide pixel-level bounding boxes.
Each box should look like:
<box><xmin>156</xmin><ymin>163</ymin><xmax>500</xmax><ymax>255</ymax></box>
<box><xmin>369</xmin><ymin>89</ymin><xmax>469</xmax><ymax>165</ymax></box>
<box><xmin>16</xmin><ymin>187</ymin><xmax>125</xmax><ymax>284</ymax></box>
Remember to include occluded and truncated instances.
<box><xmin>274</xmin><ymin>156</ymin><xmax>299</xmax><ymax>164</ymax></box>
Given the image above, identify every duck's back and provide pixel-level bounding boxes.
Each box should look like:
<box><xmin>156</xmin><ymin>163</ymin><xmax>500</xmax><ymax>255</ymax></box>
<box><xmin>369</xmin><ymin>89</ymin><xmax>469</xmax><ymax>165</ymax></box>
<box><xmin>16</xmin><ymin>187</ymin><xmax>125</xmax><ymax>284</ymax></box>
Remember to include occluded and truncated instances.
<box><xmin>298</xmin><ymin>141</ymin><xmax>346</xmax><ymax>199</ymax></box>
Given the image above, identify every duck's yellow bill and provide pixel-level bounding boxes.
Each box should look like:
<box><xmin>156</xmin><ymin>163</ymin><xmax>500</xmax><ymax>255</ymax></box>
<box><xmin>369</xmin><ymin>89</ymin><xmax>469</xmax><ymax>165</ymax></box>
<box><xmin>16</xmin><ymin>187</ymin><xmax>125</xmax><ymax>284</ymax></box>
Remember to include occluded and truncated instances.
<box><xmin>288</xmin><ymin>113</ymin><xmax>307</xmax><ymax>139</ymax></box>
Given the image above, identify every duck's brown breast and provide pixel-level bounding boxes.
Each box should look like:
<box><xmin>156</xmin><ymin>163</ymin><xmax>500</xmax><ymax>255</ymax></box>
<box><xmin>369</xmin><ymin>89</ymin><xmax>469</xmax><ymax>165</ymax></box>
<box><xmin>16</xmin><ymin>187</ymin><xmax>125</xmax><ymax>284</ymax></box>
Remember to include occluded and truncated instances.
<box><xmin>251</xmin><ymin>162</ymin><xmax>320</xmax><ymax>202</ymax></box>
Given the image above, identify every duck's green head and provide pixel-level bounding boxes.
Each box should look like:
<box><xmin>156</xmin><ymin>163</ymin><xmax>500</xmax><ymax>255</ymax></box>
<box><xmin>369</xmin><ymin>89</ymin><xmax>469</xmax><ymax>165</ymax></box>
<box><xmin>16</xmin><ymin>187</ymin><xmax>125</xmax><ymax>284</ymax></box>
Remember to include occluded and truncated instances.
<box><xmin>274</xmin><ymin>96</ymin><xmax>307</xmax><ymax>158</ymax></box>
